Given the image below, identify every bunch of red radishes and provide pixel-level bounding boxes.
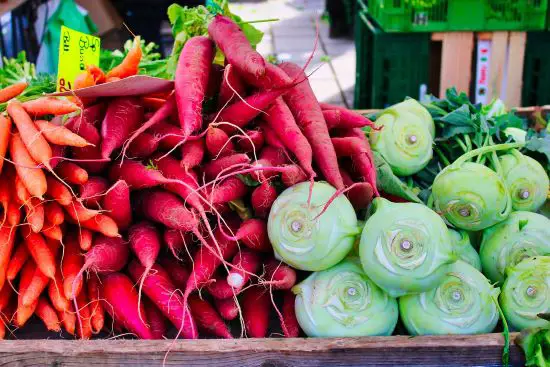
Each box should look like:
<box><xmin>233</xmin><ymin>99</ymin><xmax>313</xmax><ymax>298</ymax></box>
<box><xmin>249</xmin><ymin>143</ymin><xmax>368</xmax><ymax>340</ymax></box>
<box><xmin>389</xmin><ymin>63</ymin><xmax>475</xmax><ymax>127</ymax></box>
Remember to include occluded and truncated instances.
<box><xmin>0</xmin><ymin>14</ymin><xmax>377</xmax><ymax>339</ymax></box>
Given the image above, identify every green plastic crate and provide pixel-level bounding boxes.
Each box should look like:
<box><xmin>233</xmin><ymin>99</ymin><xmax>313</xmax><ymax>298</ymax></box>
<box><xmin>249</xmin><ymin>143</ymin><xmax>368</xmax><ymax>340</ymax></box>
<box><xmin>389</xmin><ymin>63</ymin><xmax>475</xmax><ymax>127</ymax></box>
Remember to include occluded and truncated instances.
<box><xmin>368</xmin><ymin>0</ymin><xmax>548</xmax><ymax>32</ymax></box>
<box><xmin>354</xmin><ymin>3</ymin><xmax>430</xmax><ymax>109</ymax></box>
<box><xmin>522</xmin><ymin>32</ymin><xmax>550</xmax><ymax>106</ymax></box>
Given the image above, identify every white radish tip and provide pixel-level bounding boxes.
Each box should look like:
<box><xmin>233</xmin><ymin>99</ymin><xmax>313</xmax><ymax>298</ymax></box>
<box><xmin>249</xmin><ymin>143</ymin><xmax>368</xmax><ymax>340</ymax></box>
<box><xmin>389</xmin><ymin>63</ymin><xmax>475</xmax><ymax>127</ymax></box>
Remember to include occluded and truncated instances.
<box><xmin>227</xmin><ymin>273</ymin><xmax>244</xmax><ymax>288</ymax></box>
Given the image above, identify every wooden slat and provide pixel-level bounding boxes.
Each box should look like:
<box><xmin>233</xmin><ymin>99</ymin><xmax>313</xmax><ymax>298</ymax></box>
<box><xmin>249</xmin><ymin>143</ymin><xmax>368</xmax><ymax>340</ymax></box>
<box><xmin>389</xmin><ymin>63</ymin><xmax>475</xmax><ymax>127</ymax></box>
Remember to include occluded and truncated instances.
<box><xmin>0</xmin><ymin>334</ymin><xmax>524</xmax><ymax>366</ymax></box>
<box><xmin>487</xmin><ymin>32</ymin><xmax>509</xmax><ymax>101</ymax></box>
<box><xmin>0</xmin><ymin>0</ymin><xmax>26</xmax><ymax>16</ymax></box>
<box><xmin>439</xmin><ymin>32</ymin><xmax>474</xmax><ymax>98</ymax></box>
<box><xmin>505</xmin><ymin>32</ymin><xmax>527</xmax><ymax>107</ymax></box>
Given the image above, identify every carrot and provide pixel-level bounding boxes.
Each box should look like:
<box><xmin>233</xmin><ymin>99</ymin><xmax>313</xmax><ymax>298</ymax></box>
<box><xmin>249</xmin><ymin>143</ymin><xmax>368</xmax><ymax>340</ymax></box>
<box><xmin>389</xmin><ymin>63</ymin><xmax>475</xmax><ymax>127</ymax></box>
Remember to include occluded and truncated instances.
<box><xmin>144</xmin><ymin>299</ymin><xmax>166</xmax><ymax>339</ymax></box>
<box><xmin>34</xmin><ymin>119</ymin><xmax>92</xmax><ymax>147</ymax></box>
<box><xmin>181</xmin><ymin>139</ymin><xmax>205</xmax><ymax>170</ymax></box>
<box><xmin>226</xmin><ymin>249</ymin><xmax>261</xmax><ymax>292</ymax></box>
<box><xmin>263</xmin><ymin>259</ymin><xmax>297</xmax><ymax>290</ymax></box>
<box><xmin>15</xmin><ymin>260</ymin><xmax>38</xmax><ymax>327</ymax></box>
<box><xmin>206</xmin><ymin>127</ymin><xmax>235</xmax><ymax>157</ymax></box>
<box><xmin>237</xmin><ymin>129</ymin><xmax>265</xmax><ymax>153</ymax></box>
<box><xmin>22</xmin><ymin>228</ymin><xmax>55</xmax><ymax>279</ymax></box>
<box><xmin>281</xmin><ymin>164</ymin><xmax>308</xmax><ymax>187</ymax></box>
<box><xmin>75</xmin><ymin>286</ymin><xmax>93</xmax><ymax>339</ymax></box>
<box><xmin>203</xmin><ymin>153</ymin><xmax>251</xmax><ymax>181</ymax></box>
<box><xmin>280</xmin><ymin>62</ymin><xmax>344</xmax><ymax>189</ymax></box>
<box><xmin>207</xmin><ymin>177</ymin><xmax>248</xmax><ymax>205</ymax></box>
<box><xmin>215</xmin><ymin>297</ymin><xmax>239</xmax><ymax>321</ymax></box>
<box><xmin>79</xmin><ymin>176</ymin><xmax>108</xmax><ymax>208</ymax></box>
<box><xmin>188</xmin><ymin>294</ymin><xmax>232</xmax><ymax>338</ymax></box>
<box><xmin>127</xmin><ymin>261</ymin><xmax>198</xmax><ymax>339</ymax></box>
<box><xmin>48</xmin><ymin>264</ymin><xmax>70</xmax><ymax>312</ymax></box>
<box><xmin>208</xmin><ymin>15</ymin><xmax>265</xmax><ymax>79</ymax></box>
<box><xmin>217</xmin><ymin>64</ymin><xmax>246</xmax><ymax>109</ymax></box>
<box><xmin>25</xmin><ymin>197</ymin><xmax>44</xmax><ymax>233</ymax></box>
<box><xmin>87</xmin><ymin>65</ymin><xmax>106</xmax><ymax>84</ymax></box>
<box><xmin>0</xmin><ymin>225</ymin><xmax>16</xmax><ymax>290</ymax></box>
<box><xmin>323</xmin><ymin>109</ymin><xmax>376</xmax><ymax>130</ymax></box>
<box><xmin>79</xmin><ymin>229</ymin><xmax>93</xmax><ymax>251</ymax></box>
<box><xmin>0</xmin><ymin>82</ymin><xmax>27</xmax><ymax>103</ymax></box>
<box><xmin>73</xmin><ymin>69</ymin><xmax>96</xmax><ymax>90</ymax></box>
<box><xmin>42</xmin><ymin>223</ymin><xmax>62</xmax><ymax>241</ymax></box>
<box><xmin>64</xmin><ymin>200</ymin><xmax>101</xmax><ymax>222</ymax></box>
<box><xmin>100</xmin><ymin>97</ymin><xmax>144</xmax><ymax>158</ymax></box>
<box><xmin>87</xmin><ymin>274</ymin><xmax>105</xmax><ymax>333</ymax></box>
<box><xmin>46</xmin><ymin>176</ymin><xmax>72</xmax><ymax>206</ymax></box>
<box><xmin>6</xmin><ymin>201</ymin><xmax>21</xmax><ymax>227</ymax></box>
<box><xmin>102</xmin><ymin>180</ymin><xmax>132</xmax><ymax>230</ymax></box>
<box><xmin>0</xmin><ymin>175</ymin><xmax>10</xmax><ymax>214</ymax></box>
<box><xmin>106</xmin><ymin>36</ymin><xmax>142</xmax><ymax>79</ymax></box>
<box><xmin>281</xmin><ymin>290</ymin><xmax>300</xmax><ymax>337</ymax></box>
<box><xmin>242</xmin><ymin>286</ymin><xmax>270</xmax><ymax>337</ymax></box>
<box><xmin>78</xmin><ymin>214</ymin><xmax>119</xmax><ymax>238</ymax></box>
<box><xmin>175</xmin><ymin>36</ymin><xmax>214</xmax><ymax>137</ymax></box>
<box><xmin>21</xmin><ymin>97</ymin><xmax>79</xmax><ymax>116</ymax></box>
<box><xmin>14</xmin><ymin>173</ymin><xmax>30</xmax><ymax>204</ymax></box>
<box><xmin>9</xmin><ymin>134</ymin><xmax>47</xmax><ymax>199</ymax></box>
<box><xmin>21</xmin><ymin>266</ymin><xmax>50</xmax><ymax>307</ymax></box>
<box><xmin>158</xmin><ymin>257</ymin><xmax>190</xmax><ymax>290</ymax></box>
<box><xmin>0</xmin><ymin>114</ymin><xmax>12</xmax><ymax>174</ymax></box>
<box><xmin>0</xmin><ymin>282</ymin><xmax>13</xmax><ymax>311</ymax></box>
<box><xmin>6</xmin><ymin>242</ymin><xmax>28</xmax><ymax>282</ymax></box>
<box><xmin>36</xmin><ymin>296</ymin><xmax>61</xmax><ymax>332</ymax></box>
<box><xmin>56</xmin><ymin>161</ymin><xmax>89</xmax><ymax>185</ymax></box>
<box><xmin>62</xmin><ymin>233</ymin><xmax>84</xmax><ymax>300</ymax></box>
<box><xmin>251</xmin><ymin>181</ymin><xmax>277</xmax><ymax>218</ymax></box>
<box><xmin>58</xmin><ymin>307</ymin><xmax>76</xmax><ymax>335</ymax></box>
<box><xmin>44</xmin><ymin>201</ymin><xmax>64</xmax><ymax>226</ymax></box>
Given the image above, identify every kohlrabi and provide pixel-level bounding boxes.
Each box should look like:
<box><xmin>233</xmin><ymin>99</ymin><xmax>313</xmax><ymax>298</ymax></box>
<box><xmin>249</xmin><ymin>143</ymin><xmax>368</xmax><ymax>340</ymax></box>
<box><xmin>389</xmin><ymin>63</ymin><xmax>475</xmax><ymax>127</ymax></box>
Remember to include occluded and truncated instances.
<box><xmin>268</xmin><ymin>182</ymin><xmax>360</xmax><ymax>271</ymax></box>
<box><xmin>499</xmin><ymin>150</ymin><xmax>549</xmax><ymax>212</ymax></box>
<box><xmin>292</xmin><ymin>257</ymin><xmax>398</xmax><ymax>337</ymax></box>
<box><xmin>359</xmin><ymin>198</ymin><xmax>456</xmax><ymax>297</ymax></box>
<box><xmin>500</xmin><ymin>256</ymin><xmax>550</xmax><ymax>331</ymax></box>
<box><xmin>370</xmin><ymin>99</ymin><xmax>435</xmax><ymax>176</ymax></box>
<box><xmin>399</xmin><ymin>261</ymin><xmax>500</xmax><ymax>335</ymax></box>
<box><xmin>480</xmin><ymin>211</ymin><xmax>550</xmax><ymax>284</ymax></box>
<box><xmin>448</xmin><ymin>229</ymin><xmax>482</xmax><ymax>271</ymax></box>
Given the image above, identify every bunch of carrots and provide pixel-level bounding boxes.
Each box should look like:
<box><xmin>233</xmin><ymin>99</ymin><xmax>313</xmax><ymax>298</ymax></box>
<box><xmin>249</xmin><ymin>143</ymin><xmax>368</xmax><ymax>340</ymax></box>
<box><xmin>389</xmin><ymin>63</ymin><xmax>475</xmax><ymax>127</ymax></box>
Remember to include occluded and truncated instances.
<box><xmin>0</xmin><ymin>14</ymin><xmax>377</xmax><ymax>340</ymax></box>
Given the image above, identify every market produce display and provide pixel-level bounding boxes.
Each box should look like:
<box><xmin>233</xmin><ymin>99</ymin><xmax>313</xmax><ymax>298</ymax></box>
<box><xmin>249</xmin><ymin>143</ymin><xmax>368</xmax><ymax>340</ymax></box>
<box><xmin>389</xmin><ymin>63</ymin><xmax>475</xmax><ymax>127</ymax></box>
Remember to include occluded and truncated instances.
<box><xmin>0</xmin><ymin>1</ymin><xmax>549</xmax><ymax>364</ymax></box>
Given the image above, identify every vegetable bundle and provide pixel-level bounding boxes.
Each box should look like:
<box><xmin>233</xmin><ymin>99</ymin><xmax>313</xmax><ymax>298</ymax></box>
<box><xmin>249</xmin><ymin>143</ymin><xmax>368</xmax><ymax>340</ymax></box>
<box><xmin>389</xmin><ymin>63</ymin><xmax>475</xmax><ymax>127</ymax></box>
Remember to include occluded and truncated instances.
<box><xmin>0</xmin><ymin>11</ymin><xmax>378</xmax><ymax>340</ymax></box>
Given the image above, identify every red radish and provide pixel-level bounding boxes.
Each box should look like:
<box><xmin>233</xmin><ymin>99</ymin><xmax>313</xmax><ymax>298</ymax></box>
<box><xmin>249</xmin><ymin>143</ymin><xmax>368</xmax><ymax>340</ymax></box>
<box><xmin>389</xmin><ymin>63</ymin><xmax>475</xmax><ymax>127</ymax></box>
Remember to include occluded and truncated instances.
<box><xmin>144</xmin><ymin>299</ymin><xmax>166</xmax><ymax>339</ymax></box>
<box><xmin>206</xmin><ymin>127</ymin><xmax>235</xmax><ymax>157</ymax></box>
<box><xmin>237</xmin><ymin>129</ymin><xmax>264</xmax><ymax>153</ymax></box>
<box><xmin>62</xmin><ymin>234</ymin><xmax>84</xmax><ymax>300</ymax></box>
<box><xmin>181</xmin><ymin>139</ymin><xmax>205</xmax><ymax>170</ymax></box>
<box><xmin>243</xmin><ymin>62</ymin><xmax>292</xmax><ymax>90</ymax></box>
<box><xmin>259</xmin><ymin>146</ymin><xmax>288</xmax><ymax>167</ymax></box>
<box><xmin>127</xmin><ymin>261</ymin><xmax>198</xmax><ymax>339</ymax></box>
<box><xmin>65</xmin><ymin>112</ymin><xmax>107</xmax><ymax>174</ymax></box>
<box><xmin>207</xmin><ymin>177</ymin><xmax>247</xmax><ymax>205</ymax></box>
<box><xmin>102</xmin><ymin>180</ymin><xmax>132</xmax><ymax>230</ymax></box>
<box><xmin>163</xmin><ymin>229</ymin><xmax>192</xmax><ymax>257</ymax></box>
<box><xmin>242</xmin><ymin>286</ymin><xmax>270</xmax><ymax>337</ymax></box>
<box><xmin>101</xmin><ymin>97</ymin><xmax>144</xmax><ymax>158</ymax></box>
<box><xmin>217</xmin><ymin>64</ymin><xmax>246</xmax><ymax>108</ymax></box>
<box><xmin>263</xmin><ymin>259</ymin><xmax>297</xmax><ymax>290</ymax></box>
<box><xmin>281</xmin><ymin>291</ymin><xmax>300</xmax><ymax>337</ymax></box>
<box><xmin>79</xmin><ymin>176</ymin><xmax>108</xmax><ymax>208</ymax></box>
<box><xmin>319</xmin><ymin>102</ymin><xmax>346</xmax><ymax>111</ymax></box>
<box><xmin>108</xmin><ymin>160</ymin><xmax>172</xmax><ymax>189</ymax></box>
<box><xmin>229</xmin><ymin>219</ymin><xmax>271</xmax><ymax>252</ymax></box>
<box><xmin>226</xmin><ymin>249</ymin><xmax>261</xmax><ymax>291</ymax></box>
<box><xmin>206</xmin><ymin>64</ymin><xmax>224</xmax><ymax>101</ymax></box>
<box><xmin>207</xmin><ymin>274</ymin><xmax>235</xmax><ymax>300</ymax></box>
<box><xmin>323</xmin><ymin>109</ymin><xmax>376</xmax><ymax>130</ymax></box>
<box><xmin>208</xmin><ymin>15</ymin><xmax>265</xmax><ymax>79</ymax></box>
<box><xmin>281</xmin><ymin>164</ymin><xmax>308</xmax><ymax>187</ymax></box>
<box><xmin>159</xmin><ymin>257</ymin><xmax>190</xmax><ymax>289</ymax></box>
<box><xmin>126</xmin><ymin>132</ymin><xmax>159</xmax><ymax>158</ymax></box>
<box><xmin>260</xmin><ymin>122</ymin><xmax>286</xmax><ymax>150</ymax></box>
<box><xmin>148</xmin><ymin>120</ymin><xmax>184</xmax><ymax>150</ymax></box>
<box><xmin>251</xmin><ymin>181</ymin><xmax>277</xmax><ymax>218</ymax></box>
<box><xmin>280</xmin><ymin>62</ymin><xmax>344</xmax><ymax>189</ymax></box>
<box><xmin>137</xmin><ymin>190</ymin><xmax>198</xmax><ymax>232</ymax></box>
<box><xmin>188</xmin><ymin>294</ymin><xmax>232</xmax><ymax>338</ymax></box>
<box><xmin>203</xmin><ymin>153</ymin><xmax>250</xmax><ymax>180</ymax></box>
<box><xmin>49</xmin><ymin>144</ymin><xmax>66</xmax><ymax>169</ymax></box>
<box><xmin>340</xmin><ymin>168</ymin><xmax>373</xmax><ymax>210</ymax></box>
<box><xmin>175</xmin><ymin>36</ymin><xmax>214</xmax><ymax>138</ymax></box>
<box><xmin>215</xmin><ymin>297</ymin><xmax>239</xmax><ymax>321</ymax></box>
<box><xmin>100</xmin><ymin>272</ymin><xmax>153</xmax><ymax>339</ymax></box>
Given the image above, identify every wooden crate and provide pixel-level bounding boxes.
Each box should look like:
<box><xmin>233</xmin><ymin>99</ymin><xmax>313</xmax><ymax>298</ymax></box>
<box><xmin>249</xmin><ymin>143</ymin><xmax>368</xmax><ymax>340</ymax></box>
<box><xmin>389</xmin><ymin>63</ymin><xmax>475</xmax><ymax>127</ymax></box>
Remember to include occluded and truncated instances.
<box><xmin>0</xmin><ymin>333</ymin><xmax>525</xmax><ymax>366</ymax></box>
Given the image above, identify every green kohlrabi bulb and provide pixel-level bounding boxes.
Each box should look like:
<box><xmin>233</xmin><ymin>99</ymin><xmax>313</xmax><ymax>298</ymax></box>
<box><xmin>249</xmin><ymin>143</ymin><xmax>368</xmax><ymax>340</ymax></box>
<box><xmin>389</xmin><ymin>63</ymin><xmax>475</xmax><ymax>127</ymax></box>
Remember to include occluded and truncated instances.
<box><xmin>370</xmin><ymin>99</ymin><xmax>435</xmax><ymax>177</ymax></box>
<box><xmin>292</xmin><ymin>257</ymin><xmax>398</xmax><ymax>337</ymax></box>
<box><xmin>448</xmin><ymin>229</ymin><xmax>482</xmax><ymax>271</ymax></box>
<box><xmin>480</xmin><ymin>211</ymin><xmax>550</xmax><ymax>284</ymax></box>
<box><xmin>499</xmin><ymin>150</ymin><xmax>549</xmax><ymax>212</ymax></box>
<box><xmin>432</xmin><ymin>162</ymin><xmax>511</xmax><ymax>231</ymax></box>
<box><xmin>500</xmin><ymin>256</ymin><xmax>550</xmax><ymax>331</ymax></box>
<box><xmin>268</xmin><ymin>182</ymin><xmax>359</xmax><ymax>271</ymax></box>
<box><xmin>399</xmin><ymin>260</ymin><xmax>500</xmax><ymax>335</ymax></box>
<box><xmin>359</xmin><ymin>198</ymin><xmax>456</xmax><ymax>297</ymax></box>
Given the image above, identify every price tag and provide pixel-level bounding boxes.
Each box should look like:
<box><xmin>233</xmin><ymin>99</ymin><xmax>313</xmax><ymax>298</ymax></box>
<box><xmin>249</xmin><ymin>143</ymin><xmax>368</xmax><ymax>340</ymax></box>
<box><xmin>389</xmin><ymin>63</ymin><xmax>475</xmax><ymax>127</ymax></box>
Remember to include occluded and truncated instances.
<box><xmin>56</xmin><ymin>25</ymin><xmax>101</xmax><ymax>92</ymax></box>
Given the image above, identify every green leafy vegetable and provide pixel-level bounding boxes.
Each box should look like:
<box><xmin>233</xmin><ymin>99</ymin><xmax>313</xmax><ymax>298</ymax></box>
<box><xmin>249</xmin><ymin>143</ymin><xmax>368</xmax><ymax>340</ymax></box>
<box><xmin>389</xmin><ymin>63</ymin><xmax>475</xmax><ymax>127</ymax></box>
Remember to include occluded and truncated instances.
<box><xmin>518</xmin><ymin>324</ymin><xmax>550</xmax><ymax>367</ymax></box>
<box><xmin>373</xmin><ymin>151</ymin><xmax>423</xmax><ymax>204</ymax></box>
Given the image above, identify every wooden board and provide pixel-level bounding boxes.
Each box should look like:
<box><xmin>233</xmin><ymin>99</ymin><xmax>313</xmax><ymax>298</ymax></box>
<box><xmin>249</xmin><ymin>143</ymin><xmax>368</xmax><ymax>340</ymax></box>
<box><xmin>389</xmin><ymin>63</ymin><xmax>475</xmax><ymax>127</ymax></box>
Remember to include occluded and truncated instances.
<box><xmin>439</xmin><ymin>32</ymin><xmax>474</xmax><ymax>98</ymax></box>
<box><xmin>0</xmin><ymin>333</ymin><xmax>524</xmax><ymax>366</ymax></box>
<box><xmin>504</xmin><ymin>32</ymin><xmax>527</xmax><ymax>108</ymax></box>
<box><xmin>487</xmin><ymin>32</ymin><xmax>509</xmax><ymax>101</ymax></box>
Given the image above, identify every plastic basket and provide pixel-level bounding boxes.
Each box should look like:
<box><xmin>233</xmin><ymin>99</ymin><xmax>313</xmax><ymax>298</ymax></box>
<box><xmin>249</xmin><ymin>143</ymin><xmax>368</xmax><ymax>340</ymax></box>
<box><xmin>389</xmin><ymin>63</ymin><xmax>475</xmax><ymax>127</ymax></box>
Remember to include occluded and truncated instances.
<box><xmin>354</xmin><ymin>0</ymin><xmax>430</xmax><ymax>109</ymax></box>
<box><xmin>368</xmin><ymin>0</ymin><xmax>548</xmax><ymax>32</ymax></box>
<box><xmin>522</xmin><ymin>32</ymin><xmax>550</xmax><ymax>107</ymax></box>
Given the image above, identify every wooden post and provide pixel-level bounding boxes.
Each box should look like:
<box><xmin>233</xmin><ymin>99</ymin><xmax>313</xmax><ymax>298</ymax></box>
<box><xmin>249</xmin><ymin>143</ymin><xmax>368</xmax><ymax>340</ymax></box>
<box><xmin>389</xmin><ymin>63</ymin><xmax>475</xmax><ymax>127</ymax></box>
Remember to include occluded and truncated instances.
<box><xmin>439</xmin><ymin>32</ymin><xmax>474</xmax><ymax>98</ymax></box>
<box><xmin>505</xmin><ymin>32</ymin><xmax>527</xmax><ymax>107</ymax></box>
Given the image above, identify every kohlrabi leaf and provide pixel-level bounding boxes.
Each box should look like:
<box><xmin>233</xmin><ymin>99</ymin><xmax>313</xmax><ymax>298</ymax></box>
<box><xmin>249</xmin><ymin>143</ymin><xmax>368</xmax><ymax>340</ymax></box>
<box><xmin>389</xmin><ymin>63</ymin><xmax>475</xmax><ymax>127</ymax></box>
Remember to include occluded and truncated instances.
<box><xmin>374</xmin><ymin>151</ymin><xmax>423</xmax><ymax>204</ymax></box>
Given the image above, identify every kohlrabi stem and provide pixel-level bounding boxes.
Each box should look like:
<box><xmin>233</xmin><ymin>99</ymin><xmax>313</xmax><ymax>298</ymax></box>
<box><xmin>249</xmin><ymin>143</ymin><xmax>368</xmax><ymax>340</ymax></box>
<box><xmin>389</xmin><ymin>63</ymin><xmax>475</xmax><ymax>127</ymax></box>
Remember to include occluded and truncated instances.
<box><xmin>464</xmin><ymin>134</ymin><xmax>472</xmax><ymax>151</ymax></box>
<box><xmin>434</xmin><ymin>147</ymin><xmax>451</xmax><ymax>167</ymax></box>
<box><xmin>476</xmin><ymin>134</ymin><xmax>491</xmax><ymax>163</ymax></box>
<box><xmin>454</xmin><ymin>136</ymin><xmax>468</xmax><ymax>153</ymax></box>
<box><xmin>453</xmin><ymin>142</ymin><xmax>524</xmax><ymax>167</ymax></box>
<box><xmin>488</xmin><ymin>137</ymin><xmax>504</xmax><ymax>176</ymax></box>
<box><xmin>426</xmin><ymin>193</ymin><xmax>434</xmax><ymax>209</ymax></box>
<box><xmin>492</xmin><ymin>295</ymin><xmax>510</xmax><ymax>367</ymax></box>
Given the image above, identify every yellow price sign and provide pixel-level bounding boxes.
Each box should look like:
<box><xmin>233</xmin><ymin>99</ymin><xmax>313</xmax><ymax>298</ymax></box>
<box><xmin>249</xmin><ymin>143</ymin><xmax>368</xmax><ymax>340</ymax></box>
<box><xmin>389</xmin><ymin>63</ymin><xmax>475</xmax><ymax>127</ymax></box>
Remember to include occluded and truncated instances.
<box><xmin>57</xmin><ymin>25</ymin><xmax>101</xmax><ymax>92</ymax></box>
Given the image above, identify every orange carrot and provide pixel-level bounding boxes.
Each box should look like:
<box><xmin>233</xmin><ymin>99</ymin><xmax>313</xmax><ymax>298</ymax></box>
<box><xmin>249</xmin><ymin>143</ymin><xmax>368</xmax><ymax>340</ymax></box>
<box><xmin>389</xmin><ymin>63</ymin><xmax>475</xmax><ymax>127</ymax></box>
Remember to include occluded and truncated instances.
<box><xmin>0</xmin><ymin>177</ymin><xmax>9</xmax><ymax>214</ymax></box>
<box><xmin>9</xmin><ymin>134</ymin><xmax>47</xmax><ymax>200</ymax></box>
<box><xmin>49</xmin><ymin>264</ymin><xmax>69</xmax><ymax>312</ymax></box>
<box><xmin>79</xmin><ymin>228</ymin><xmax>93</xmax><ymax>251</ymax></box>
<box><xmin>56</xmin><ymin>161</ymin><xmax>88</xmax><ymax>184</ymax></box>
<box><xmin>64</xmin><ymin>200</ymin><xmax>100</xmax><ymax>222</ymax></box>
<box><xmin>15</xmin><ymin>260</ymin><xmax>38</xmax><ymax>327</ymax></box>
<box><xmin>34</xmin><ymin>119</ymin><xmax>92</xmax><ymax>148</ymax></box>
<box><xmin>77</xmin><ymin>214</ymin><xmax>119</xmax><ymax>238</ymax></box>
<box><xmin>14</xmin><ymin>173</ymin><xmax>30</xmax><ymax>205</ymax></box>
<box><xmin>62</xmin><ymin>234</ymin><xmax>83</xmax><ymax>300</ymax></box>
<box><xmin>107</xmin><ymin>37</ymin><xmax>142</xmax><ymax>79</ymax></box>
<box><xmin>75</xmin><ymin>286</ymin><xmax>93</xmax><ymax>339</ymax></box>
<box><xmin>21</xmin><ymin>97</ymin><xmax>80</xmax><ymax>117</ymax></box>
<box><xmin>140</xmin><ymin>97</ymin><xmax>166</xmax><ymax>110</ymax></box>
<box><xmin>58</xmin><ymin>307</ymin><xmax>76</xmax><ymax>335</ymax></box>
<box><xmin>0</xmin><ymin>225</ymin><xmax>16</xmax><ymax>291</ymax></box>
<box><xmin>36</xmin><ymin>296</ymin><xmax>61</xmax><ymax>332</ymax></box>
<box><xmin>22</xmin><ymin>228</ymin><xmax>55</xmax><ymax>279</ymax></box>
<box><xmin>74</xmin><ymin>70</ymin><xmax>96</xmax><ymax>90</ymax></box>
<box><xmin>0</xmin><ymin>82</ymin><xmax>27</xmax><ymax>103</ymax></box>
<box><xmin>106</xmin><ymin>77</ymin><xmax>121</xmax><ymax>83</ymax></box>
<box><xmin>88</xmin><ymin>65</ymin><xmax>106</xmax><ymax>84</ymax></box>
<box><xmin>46</xmin><ymin>176</ymin><xmax>72</xmax><ymax>205</ymax></box>
<box><xmin>6</xmin><ymin>201</ymin><xmax>21</xmax><ymax>227</ymax></box>
<box><xmin>44</xmin><ymin>201</ymin><xmax>64</xmax><ymax>225</ymax></box>
<box><xmin>21</xmin><ymin>266</ymin><xmax>49</xmax><ymax>307</ymax></box>
<box><xmin>42</xmin><ymin>223</ymin><xmax>63</xmax><ymax>241</ymax></box>
<box><xmin>6</xmin><ymin>242</ymin><xmax>28</xmax><ymax>282</ymax></box>
<box><xmin>25</xmin><ymin>197</ymin><xmax>44</xmax><ymax>233</ymax></box>
<box><xmin>0</xmin><ymin>114</ymin><xmax>12</xmax><ymax>174</ymax></box>
<box><xmin>7</xmin><ymin>101</ymin><xmax>53</xmax><ymax>167</ymax></box>
<box><xmin>0</xmin><ymin>282</ymin><xmax>13</xmax><ymax>313</ymax></box>
<box><xmin>87</xmin><ymin>274</ymin><xmax>104</xmax><ymax>333</ymax></box>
